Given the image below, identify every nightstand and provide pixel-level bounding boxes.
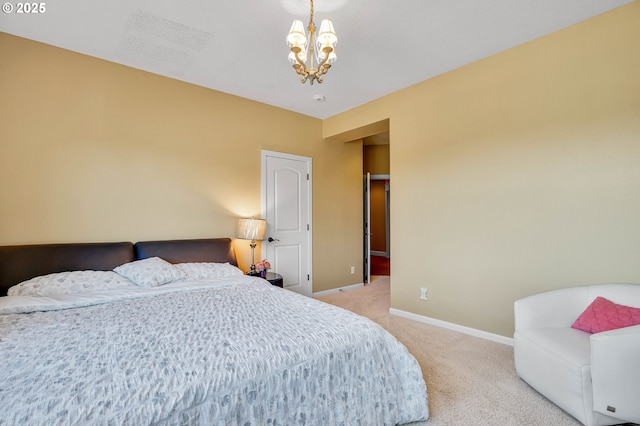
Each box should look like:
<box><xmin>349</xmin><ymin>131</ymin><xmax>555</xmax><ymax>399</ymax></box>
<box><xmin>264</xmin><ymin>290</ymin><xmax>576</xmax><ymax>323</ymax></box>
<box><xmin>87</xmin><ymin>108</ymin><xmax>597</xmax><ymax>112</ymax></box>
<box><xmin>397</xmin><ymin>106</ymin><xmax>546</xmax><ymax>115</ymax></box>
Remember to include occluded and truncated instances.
<box><xmin>263</xmin><ymin>272</ymin><xmax>283</xmax><ymax>288</ymax></box>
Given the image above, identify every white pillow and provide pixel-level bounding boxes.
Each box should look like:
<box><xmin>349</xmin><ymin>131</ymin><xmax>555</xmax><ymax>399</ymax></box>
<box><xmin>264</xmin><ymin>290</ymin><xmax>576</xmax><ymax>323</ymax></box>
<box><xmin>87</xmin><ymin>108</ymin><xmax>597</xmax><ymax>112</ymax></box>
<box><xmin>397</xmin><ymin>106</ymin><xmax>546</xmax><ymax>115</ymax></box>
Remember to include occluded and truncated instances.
<box><xmin>175</xmin><ymin>262</ymin><xmax>243</xmax><ymax>280</ymax></box>
<box><xmin>8</xmin><ymin>270</ymin><xmax>134</xmax><ymax>297</ymax></box>
<box><xmin>114</xmin><ymin>257</ymin><xmax>186</xmax><ymax>287</ymax></box>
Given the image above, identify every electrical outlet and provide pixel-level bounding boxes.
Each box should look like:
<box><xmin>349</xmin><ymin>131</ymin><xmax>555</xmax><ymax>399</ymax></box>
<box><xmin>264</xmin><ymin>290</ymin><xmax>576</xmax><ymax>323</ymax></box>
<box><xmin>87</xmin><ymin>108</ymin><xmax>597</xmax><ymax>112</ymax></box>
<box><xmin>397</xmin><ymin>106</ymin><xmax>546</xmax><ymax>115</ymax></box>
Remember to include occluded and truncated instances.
<box><xmin>350</xmin><ymin>266</ymin><xmax>355</xmax><ymax>274</ymax></box>
<box><xmin>420</xmin><ymin>288</ymin><xmax>428</xmax><ymax>300</ymax></box>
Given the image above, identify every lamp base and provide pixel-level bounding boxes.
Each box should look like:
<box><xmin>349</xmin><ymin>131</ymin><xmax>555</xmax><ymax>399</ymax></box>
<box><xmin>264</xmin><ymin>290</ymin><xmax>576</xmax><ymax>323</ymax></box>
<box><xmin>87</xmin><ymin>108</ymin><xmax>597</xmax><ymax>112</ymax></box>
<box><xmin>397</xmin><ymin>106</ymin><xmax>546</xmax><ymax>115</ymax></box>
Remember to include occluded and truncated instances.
<box><xmin>249</xmin><ymin>241</ymin><xmax>258</xmax><ymax>275</ymax></box>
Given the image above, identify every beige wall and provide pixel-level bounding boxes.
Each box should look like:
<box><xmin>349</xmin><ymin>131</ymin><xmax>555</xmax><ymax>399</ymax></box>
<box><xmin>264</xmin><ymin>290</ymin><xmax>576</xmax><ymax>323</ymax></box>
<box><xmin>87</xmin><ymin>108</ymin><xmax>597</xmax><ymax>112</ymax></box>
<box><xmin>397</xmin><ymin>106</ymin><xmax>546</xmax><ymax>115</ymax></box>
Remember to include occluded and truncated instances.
<box><xmin>3</xmin><ymin>3</ymin><xmax>639</xmax><ymax>336</ymax></box>
<box><xmin>363</xmin><ymin>144</ymin><xmax>390</xmax><ymax>175</ymax></box>
<box><xmin>325</xmin><ymin>2</ymin><xmax>640</xmax><ymax>337</ymax></box>
<box><xmin>0</xmin><ymin>33</ymin><xmax>363</xmax><ymax>292</ymax></box>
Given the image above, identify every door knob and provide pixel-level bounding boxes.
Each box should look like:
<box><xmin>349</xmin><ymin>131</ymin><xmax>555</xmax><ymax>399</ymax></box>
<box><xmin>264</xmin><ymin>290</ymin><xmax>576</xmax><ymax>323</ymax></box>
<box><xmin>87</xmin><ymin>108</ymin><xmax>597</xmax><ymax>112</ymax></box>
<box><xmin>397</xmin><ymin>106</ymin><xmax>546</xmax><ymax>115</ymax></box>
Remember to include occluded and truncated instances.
<box><xmin>267</xmin><ymin>237</ymin><xmax>279</xmax><ymax>242</ymax></box>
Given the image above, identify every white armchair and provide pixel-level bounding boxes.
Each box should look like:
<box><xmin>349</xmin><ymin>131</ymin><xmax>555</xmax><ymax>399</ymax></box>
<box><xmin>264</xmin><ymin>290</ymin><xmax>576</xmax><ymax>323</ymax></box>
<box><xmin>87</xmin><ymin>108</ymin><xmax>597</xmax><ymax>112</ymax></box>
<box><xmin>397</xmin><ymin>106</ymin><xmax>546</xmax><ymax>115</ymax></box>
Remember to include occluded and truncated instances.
<box><xmin>514</xmin><ymin>284</ymin><xmax>640</xmax><ymax>426</ymax></box>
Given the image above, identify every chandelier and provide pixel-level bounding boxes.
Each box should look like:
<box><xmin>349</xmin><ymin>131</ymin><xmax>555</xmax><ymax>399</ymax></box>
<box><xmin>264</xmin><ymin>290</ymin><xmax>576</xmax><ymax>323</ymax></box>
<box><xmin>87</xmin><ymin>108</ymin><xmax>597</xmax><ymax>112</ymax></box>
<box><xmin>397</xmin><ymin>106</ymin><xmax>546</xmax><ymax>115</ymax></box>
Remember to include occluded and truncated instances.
<box><xmin>286</xmin><ymin>0</ymin><xmax>337</xmax><ymax>85</ymax></box>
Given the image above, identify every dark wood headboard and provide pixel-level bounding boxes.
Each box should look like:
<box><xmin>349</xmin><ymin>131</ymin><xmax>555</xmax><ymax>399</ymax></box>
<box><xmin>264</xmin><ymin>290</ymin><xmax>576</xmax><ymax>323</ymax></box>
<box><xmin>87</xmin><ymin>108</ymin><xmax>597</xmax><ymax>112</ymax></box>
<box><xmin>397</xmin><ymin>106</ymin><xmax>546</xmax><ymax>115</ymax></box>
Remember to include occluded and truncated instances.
<box><xmin>0</xmin><ymin>238</ymin><xmax>237</xmax><ymax>296</ymax></box>
<box><xmin>135</xmin><ymin>238</ymin><xmax>238</xmax><ymax>266</ymax></box>
<box><xmin>0</xmin><ymin>242</ymin><xmax>134</xmax><ymax>296</ymax></box>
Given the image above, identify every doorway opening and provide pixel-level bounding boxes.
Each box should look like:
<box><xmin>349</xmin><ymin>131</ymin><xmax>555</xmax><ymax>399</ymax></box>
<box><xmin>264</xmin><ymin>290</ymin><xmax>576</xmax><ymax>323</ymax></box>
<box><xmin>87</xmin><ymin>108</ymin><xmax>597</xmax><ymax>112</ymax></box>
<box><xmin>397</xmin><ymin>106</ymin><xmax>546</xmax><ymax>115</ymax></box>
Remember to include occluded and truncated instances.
<box><xmin>326</xmin><ymin>118</ymin><xmax>390</xmax><ymax>285</ymax></box>
<box><xmin>363</xmin><ymin>132</ymin><xmax>390</xmax><ymax>283</ymax></box>
<box><xmin>369</xmin><ymin>175</ymin><xmax>390</xmax><ymax>276</ymax></box>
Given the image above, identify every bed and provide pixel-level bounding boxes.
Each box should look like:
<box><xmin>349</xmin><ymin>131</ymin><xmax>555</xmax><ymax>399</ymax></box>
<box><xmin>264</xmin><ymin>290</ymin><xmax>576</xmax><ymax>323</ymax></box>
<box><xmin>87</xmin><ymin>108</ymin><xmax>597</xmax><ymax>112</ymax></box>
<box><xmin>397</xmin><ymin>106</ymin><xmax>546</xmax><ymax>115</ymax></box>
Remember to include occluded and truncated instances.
<box><xmin>0</xmin><ymin>238</ymin><xmax>429</xmax><ymax>425</ymax></box>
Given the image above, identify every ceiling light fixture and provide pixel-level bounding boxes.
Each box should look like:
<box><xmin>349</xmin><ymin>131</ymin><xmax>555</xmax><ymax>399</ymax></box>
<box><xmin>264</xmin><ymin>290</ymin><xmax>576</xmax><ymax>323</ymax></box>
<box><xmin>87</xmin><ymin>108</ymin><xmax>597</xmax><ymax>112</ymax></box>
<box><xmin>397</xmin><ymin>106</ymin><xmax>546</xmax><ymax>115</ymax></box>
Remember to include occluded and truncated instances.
<box><xmin>286</xmin><ymin>0</ymin><xmax>337</xmax><ymax>85</ymax></box>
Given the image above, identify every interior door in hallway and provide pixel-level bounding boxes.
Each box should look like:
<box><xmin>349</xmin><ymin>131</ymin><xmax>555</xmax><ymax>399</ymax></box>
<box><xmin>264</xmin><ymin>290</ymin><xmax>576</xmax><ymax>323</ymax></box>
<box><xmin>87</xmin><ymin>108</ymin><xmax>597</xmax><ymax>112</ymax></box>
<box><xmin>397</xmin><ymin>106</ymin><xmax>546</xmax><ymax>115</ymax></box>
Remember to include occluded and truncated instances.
<box><xmin>363</xmin><ymin>173</ymin><xmax>371</xmax><ymax>284</ymax></box>
<box><xmin>262</xmin><ymin>151</ymin><xmax>312</xmax><ymax>297</ymax></box>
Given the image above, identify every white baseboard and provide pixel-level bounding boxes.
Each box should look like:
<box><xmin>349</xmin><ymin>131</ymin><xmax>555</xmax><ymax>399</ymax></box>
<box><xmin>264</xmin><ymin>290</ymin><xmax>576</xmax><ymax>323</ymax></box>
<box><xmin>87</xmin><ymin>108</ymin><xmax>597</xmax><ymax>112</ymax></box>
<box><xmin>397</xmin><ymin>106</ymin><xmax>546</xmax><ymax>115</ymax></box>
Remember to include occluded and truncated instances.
<box><xmin>313</xmin><ymin>282</ymin><xmax>364</xmax><ymax>298</ymax></box>
<box><xmin>389</xmin><ymin>308</ymin><xmax>514</xmax><ymax>346</ymax></box>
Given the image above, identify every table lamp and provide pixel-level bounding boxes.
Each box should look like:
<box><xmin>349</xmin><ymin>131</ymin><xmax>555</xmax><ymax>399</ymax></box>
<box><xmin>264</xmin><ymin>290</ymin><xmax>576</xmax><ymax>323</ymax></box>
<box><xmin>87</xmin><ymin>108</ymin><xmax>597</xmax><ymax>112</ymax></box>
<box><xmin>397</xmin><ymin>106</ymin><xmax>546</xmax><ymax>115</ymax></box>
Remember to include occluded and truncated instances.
<box><xmin>236</xmin><ymin>217</ymin><xmax>267</xmax><ymax>275</ymax></box>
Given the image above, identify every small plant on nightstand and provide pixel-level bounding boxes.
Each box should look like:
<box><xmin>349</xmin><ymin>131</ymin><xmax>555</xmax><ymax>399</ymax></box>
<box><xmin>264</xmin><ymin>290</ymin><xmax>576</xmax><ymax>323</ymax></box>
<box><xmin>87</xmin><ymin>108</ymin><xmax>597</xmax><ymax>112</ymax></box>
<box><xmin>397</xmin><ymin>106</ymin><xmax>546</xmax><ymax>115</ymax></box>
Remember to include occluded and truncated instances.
<box><xmin>255</xmin><ymin>260</ymin><xmax>271</xmax><ymax>278</ymax></box>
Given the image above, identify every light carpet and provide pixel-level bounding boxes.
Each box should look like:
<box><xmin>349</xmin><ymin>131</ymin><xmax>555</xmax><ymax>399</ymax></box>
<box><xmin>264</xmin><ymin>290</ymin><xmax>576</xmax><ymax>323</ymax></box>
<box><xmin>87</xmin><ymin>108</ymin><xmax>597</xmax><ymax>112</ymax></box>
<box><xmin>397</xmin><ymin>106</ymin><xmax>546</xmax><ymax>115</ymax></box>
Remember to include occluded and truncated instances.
<box><xmin>316</xmin><ymin>275</ymin><xmax>583</xmax><ymax>426</ymax></box>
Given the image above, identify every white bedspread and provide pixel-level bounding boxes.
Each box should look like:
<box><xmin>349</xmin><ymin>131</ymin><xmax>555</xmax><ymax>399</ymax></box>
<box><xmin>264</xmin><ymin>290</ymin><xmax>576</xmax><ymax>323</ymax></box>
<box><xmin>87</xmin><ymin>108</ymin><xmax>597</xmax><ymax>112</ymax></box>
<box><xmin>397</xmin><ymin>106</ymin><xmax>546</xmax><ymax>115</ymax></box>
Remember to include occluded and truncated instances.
<box><xmin>0</xmin><ymin>276</ymin><xmax>429</xmax><ymax>425</ymax></box>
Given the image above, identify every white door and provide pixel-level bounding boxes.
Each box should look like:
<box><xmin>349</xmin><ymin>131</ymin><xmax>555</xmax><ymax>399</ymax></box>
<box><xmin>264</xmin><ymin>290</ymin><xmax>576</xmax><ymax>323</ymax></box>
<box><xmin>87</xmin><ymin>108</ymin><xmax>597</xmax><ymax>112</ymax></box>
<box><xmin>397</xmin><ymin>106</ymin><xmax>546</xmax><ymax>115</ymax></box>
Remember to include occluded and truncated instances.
<box><xmin>262</xmin><ymin>151</ymin><xmax>312</xmax><ymax>296</ymax></box>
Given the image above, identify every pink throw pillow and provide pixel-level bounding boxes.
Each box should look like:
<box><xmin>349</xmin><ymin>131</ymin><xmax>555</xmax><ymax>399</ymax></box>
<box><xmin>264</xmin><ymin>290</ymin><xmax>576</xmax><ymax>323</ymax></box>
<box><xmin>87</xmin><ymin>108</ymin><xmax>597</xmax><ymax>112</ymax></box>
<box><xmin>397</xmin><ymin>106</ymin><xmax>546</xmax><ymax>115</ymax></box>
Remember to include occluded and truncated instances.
<box><xmin>571</xmin><ymin>296</ymin><xmax>640</xmax><ymax>334</ymax></box>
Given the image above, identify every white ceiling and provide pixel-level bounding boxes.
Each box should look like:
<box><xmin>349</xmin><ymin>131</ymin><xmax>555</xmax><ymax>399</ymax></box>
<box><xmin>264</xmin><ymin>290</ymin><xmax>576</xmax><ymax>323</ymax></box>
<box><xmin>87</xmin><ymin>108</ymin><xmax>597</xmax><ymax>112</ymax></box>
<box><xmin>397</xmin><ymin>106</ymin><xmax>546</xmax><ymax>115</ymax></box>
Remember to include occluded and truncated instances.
<box><xmin>0</xmin><ymin>0</ymin><xmax>633</xmax><ymax>119</ymax></box>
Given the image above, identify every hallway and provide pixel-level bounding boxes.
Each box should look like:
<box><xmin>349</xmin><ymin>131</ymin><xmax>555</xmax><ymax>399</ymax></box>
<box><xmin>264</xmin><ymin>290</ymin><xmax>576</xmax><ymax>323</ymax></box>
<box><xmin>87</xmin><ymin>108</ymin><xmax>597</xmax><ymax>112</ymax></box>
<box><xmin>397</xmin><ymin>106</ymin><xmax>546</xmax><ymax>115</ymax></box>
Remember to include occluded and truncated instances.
<box><xmin>370</xmin><ymin>255</ymin><xmax>390</xmax><ymax>276</ymax></box>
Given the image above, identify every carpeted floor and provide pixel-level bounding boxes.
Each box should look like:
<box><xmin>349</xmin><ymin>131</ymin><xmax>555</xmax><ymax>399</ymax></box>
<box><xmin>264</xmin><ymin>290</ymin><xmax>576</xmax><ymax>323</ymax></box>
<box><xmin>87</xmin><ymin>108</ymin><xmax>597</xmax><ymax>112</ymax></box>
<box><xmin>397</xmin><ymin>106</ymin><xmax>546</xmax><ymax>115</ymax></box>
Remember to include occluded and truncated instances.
<box><xmin>317</xmin><ymin>276</ymin><xmax>584</xmax><ymax>426</ymax></box>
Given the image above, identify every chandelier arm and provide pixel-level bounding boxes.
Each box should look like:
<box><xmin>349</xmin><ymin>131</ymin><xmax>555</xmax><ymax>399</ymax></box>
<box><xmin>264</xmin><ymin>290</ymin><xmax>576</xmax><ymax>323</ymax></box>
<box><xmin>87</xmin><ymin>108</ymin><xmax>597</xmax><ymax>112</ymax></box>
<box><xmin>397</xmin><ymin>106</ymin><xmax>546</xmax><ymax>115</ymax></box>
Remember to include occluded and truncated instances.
<box><xmin>317</xmin><ymin>47</ymin><xmax>333</xmax><ymax>66</ymax></box>
<box><xmin>291</xmin><ymin>48</ymin><xmax>312</xmax><ymax>84</ymax></box>
<box><xmin>291</xmin><ymin>47</ymin><xmax>307</xmax><ymax>68</ymax></box>
<box><xmin>314</xmin><ymin>47</ymin><xmax>333</xmax><ymax>77</ymax></box>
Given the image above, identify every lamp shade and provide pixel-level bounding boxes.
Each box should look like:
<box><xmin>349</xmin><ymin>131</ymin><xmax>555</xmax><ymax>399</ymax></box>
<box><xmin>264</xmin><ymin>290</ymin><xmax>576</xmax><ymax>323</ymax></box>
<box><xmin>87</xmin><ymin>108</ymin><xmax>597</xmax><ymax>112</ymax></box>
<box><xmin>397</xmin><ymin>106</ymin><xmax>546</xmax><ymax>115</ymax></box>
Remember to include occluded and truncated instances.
<box><xmin>236</xmin><ymin>218</ymin><xmax>267</xmax><ymax>241</ymax></box>
<box><xmin>287</xmin><ymin>20</ymin><xmax>307</xmax><ymax>47</ymax></box>
<box><xmin>317</xmin><ymin>19</ymin><xmax>337</xmax><ymax>46</ymax></box>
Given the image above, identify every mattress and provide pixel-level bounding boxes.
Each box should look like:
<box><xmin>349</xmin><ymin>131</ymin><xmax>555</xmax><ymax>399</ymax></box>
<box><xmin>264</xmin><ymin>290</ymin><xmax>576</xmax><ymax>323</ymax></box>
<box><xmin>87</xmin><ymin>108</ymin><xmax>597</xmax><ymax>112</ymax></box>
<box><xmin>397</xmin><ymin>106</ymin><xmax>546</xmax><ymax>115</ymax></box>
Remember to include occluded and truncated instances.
<box><xmin>0</xmin><ymin>276</ymin><xmax>429</xmax><ymax>425</ymax></box>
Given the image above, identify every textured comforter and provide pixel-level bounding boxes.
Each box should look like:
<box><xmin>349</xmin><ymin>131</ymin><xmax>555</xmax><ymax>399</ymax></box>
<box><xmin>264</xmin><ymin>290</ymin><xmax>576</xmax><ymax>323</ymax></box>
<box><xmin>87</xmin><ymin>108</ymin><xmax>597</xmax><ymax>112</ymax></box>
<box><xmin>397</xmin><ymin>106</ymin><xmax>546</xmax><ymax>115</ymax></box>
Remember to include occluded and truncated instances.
<box><xmin>0</xmin><ymin>276</ymin><xmax>428</xmax><ymax>425</ymax></box>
